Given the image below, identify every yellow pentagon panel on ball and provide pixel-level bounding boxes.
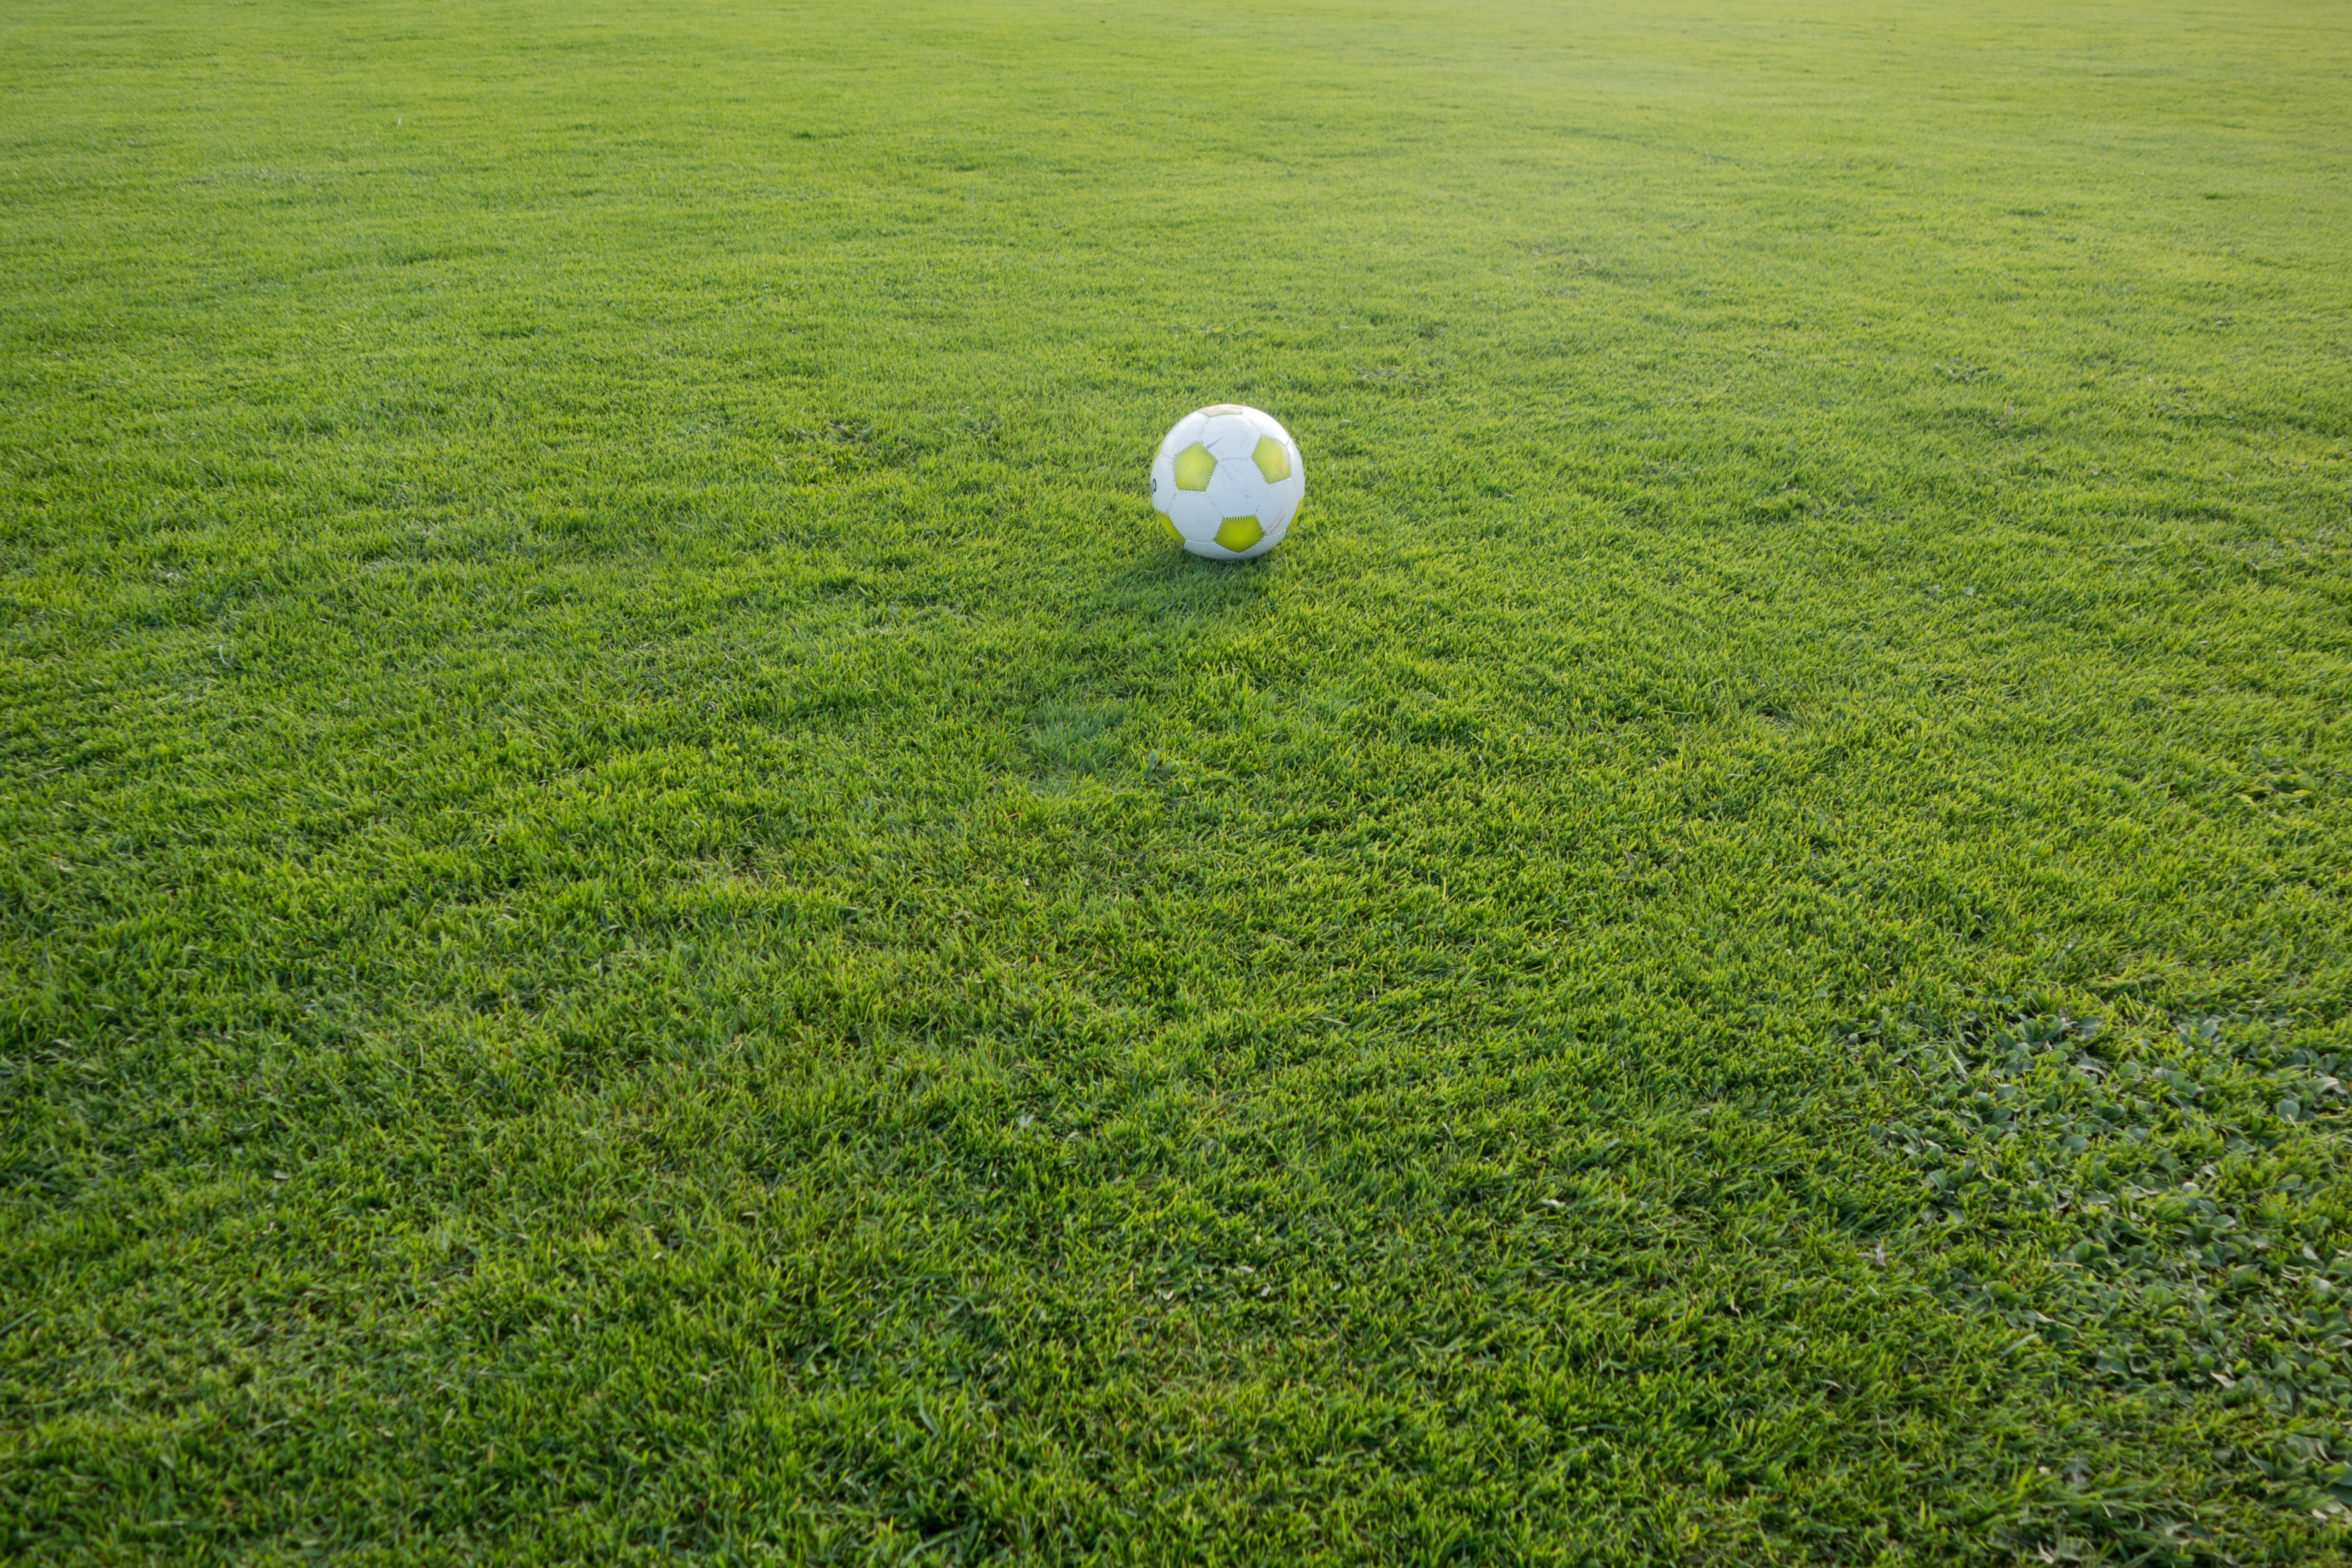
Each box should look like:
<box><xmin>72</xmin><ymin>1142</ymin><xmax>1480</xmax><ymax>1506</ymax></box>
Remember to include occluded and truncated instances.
<box><xmin>1215</xmin><ymin>516</ymin><xmax>1265</xmax><ymax>553</ymax></box>
<box><xmin>1161</xmin><ymin>514</ymin><xmax>1183</xmax><ymax>542</ymax></box>
<box><xmin>1250</xmin><ymin>435</ymin><xmax>1290</xmax><ymax>484</ymax></box>
<box><xmin>1172</xmin><ymin>443</ymin><xmax>1216</xmax><ymax>491</ymax></box>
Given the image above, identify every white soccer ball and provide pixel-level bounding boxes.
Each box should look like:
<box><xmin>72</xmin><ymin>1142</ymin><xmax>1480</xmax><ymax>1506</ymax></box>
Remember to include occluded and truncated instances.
<box><xmin>1148</xmin><ymin>404</ymin><xmax>1304</xmax><ymax>561</ymax></box>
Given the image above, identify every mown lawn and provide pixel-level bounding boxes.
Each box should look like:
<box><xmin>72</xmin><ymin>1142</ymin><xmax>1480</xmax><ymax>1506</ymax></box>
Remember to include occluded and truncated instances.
<box><xmin>3</xmin><ymin>0</ymin><xmax>2349</xmax><ymax>1560</ymax></box>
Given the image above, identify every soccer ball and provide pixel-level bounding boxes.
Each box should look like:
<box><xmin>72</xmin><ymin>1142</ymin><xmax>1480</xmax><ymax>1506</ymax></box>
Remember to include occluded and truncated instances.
<box><xmin>1149</xmin><ymin>404</ymin><xmax>1304</xmax><ymax>561</ymax></box>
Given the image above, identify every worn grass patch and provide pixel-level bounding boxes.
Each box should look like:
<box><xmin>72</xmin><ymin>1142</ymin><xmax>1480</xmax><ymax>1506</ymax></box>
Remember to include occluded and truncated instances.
<box><xmin>3</xmin><ymin>0</ymin><xmax>2350</xmax><ymax>1560</ymax></box>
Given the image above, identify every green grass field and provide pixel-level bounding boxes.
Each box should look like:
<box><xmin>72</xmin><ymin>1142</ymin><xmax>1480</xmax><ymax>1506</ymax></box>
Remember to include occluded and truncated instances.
<box><xmin>5</xmin><ymin>0</ymin><xmax>2350</xmax><ymax>1559</ymax></box>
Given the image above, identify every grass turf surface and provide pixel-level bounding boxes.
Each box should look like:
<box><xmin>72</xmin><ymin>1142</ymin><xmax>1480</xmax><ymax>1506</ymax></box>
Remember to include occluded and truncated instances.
<box><xmin>4</xmin><ymin>0</ymin><xmax>2352</xmax><ymax>1559</ymax></box>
